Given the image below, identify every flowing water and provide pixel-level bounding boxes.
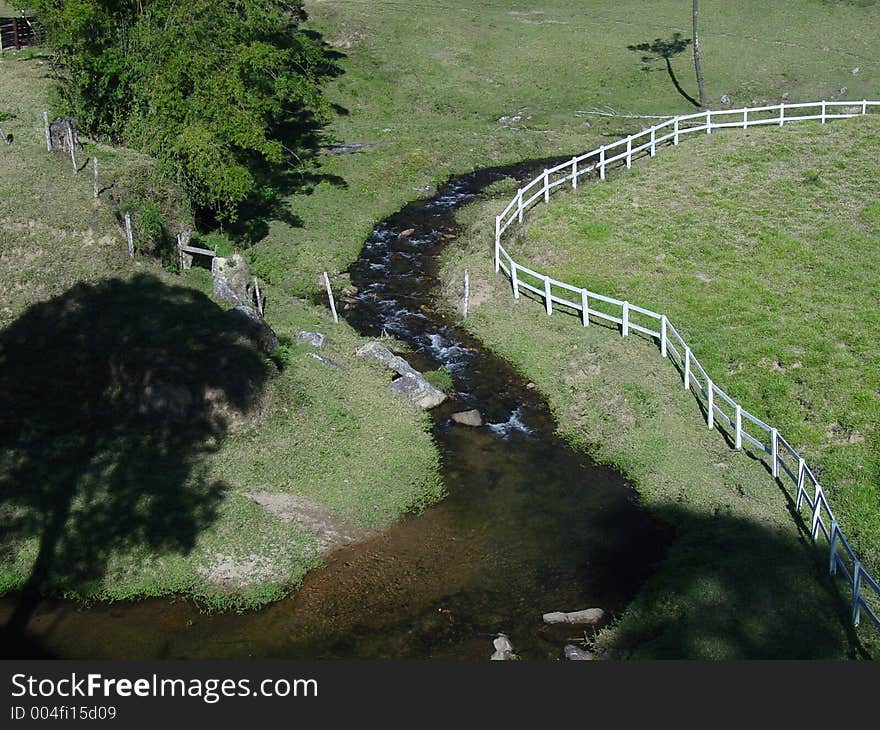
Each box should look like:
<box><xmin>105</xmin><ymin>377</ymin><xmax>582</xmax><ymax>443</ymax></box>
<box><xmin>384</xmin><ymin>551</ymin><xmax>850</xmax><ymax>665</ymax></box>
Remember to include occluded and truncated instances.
<box><xmin>1</xmin><ymin>161</ymin><xmax>671</xmax><ymax>659</ymax></box>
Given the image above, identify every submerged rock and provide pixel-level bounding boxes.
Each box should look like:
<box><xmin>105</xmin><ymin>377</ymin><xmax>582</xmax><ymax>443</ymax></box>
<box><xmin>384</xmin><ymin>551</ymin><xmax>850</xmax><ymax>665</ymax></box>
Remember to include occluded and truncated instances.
<box><xmin>542</xmin><ymin>608</ymin><xmax>605</xmax><ymax>626</ymax></box>
<box><xmin>563</xmin><ymin>645</ymin><xmax>595</xmax><ymax>661</ymax></box>
<box><xmin>451</xmin><ymin>409</ymin><xmax>483</xmax><ymax>427</ymax></box>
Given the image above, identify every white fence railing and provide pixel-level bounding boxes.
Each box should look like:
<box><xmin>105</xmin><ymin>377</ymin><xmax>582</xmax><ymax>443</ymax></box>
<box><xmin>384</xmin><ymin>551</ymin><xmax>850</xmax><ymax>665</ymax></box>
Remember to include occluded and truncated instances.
<box><xmin>492</xmin><ymin>99</ymin><xmax>880</xmax><ymax>631</ymax></box>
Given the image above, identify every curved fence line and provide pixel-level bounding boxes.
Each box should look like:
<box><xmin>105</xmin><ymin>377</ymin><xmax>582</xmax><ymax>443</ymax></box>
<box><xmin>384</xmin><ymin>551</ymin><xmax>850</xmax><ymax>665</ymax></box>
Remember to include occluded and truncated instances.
<box><xmin>492</xmin><ymin>99</ymin><xmax>880</xmax><ymax>631</ymax></box>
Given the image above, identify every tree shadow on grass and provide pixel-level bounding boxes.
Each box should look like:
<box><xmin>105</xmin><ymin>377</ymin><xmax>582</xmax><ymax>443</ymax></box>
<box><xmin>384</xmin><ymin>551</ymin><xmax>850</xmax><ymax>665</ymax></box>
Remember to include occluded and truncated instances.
<box><xmin>0</xmin><ymin>274</ymin><xmax>272</xmax><ymax>651</ymax></box>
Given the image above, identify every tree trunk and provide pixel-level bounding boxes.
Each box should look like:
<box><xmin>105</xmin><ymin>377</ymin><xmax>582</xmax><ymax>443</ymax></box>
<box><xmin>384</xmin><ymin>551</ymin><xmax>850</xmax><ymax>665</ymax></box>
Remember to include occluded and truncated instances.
<box><xmin>692</xmin><ymin>0</ymin><xmax>707</xmax><ymax>108</ymax></box>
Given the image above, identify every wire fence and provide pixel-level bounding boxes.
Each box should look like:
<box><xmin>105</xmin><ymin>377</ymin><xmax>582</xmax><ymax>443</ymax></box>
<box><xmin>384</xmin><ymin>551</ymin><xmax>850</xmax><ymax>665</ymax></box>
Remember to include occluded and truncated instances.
<box><xmin>493</xmin><ymin>99</ymin><xmax>880</xmax><ymax>631</ymax></box>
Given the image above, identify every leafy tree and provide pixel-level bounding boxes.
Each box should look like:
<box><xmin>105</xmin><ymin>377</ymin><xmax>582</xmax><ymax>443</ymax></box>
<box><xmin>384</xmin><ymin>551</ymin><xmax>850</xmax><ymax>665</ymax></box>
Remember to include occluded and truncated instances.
<box><xmin>25</xmin><ymin>0</ymin><xmax>334</xmax><ymax>221</ymax></box>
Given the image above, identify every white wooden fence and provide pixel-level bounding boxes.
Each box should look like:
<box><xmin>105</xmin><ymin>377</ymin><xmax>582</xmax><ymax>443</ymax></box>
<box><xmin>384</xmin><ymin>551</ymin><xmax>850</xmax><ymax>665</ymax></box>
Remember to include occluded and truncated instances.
<box><xmin>493</xmin><ymin>99</ymin><xmax>880</xmax><ymax>631</ymax></box>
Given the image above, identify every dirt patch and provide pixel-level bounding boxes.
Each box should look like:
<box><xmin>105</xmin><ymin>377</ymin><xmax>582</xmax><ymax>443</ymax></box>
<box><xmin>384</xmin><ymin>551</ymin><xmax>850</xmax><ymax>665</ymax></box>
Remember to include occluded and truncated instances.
<box><xmin>245</xmin><ymin>491</ymin><xmax>377</xmax><ymax>555</ymax></box>
<box><xmin>197</xmin><ymin>552</ymin><xmax>283</xmax><ymax>591</ymax></box>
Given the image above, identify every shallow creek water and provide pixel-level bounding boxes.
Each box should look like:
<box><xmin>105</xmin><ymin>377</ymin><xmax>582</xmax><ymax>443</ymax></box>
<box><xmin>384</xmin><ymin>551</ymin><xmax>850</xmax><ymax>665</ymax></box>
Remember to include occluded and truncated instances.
<box><xmin>1</xmin><ymin>161</ymin><xmax>671</xmax><ymax>659</ymax></box>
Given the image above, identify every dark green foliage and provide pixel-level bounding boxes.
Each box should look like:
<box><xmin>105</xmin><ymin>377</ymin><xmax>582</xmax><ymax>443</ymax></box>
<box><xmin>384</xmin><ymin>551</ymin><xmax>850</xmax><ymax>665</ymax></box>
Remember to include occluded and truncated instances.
<box><xmin>28</xmin><ymin>0</ymin><xmax>335</xmax><ymax>220</ymax></box>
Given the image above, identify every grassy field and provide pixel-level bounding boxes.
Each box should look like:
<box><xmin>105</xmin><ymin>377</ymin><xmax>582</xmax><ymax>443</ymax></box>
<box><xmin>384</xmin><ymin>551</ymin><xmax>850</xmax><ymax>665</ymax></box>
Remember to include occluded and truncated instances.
<box><xmin>248</xmin><ymin>0</ymin><xmax>880</xmax><ymax>297</ymax></box>
<box><xmin>0</xmin><ymin>50</ymin><xmax>441</xmax><ymax>612</ymax></box>
<box><xmin>440</xmin><ymin>114</ymin><xmax>880</xmax><ymax>656</ymax></box>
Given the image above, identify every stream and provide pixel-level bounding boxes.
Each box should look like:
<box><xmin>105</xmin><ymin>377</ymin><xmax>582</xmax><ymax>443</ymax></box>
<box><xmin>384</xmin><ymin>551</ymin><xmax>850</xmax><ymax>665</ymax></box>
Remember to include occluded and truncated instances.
<box><xmin>1</xmin><ymin>160</ymin><xmax>671</xmax><ymax>659</ymax></box>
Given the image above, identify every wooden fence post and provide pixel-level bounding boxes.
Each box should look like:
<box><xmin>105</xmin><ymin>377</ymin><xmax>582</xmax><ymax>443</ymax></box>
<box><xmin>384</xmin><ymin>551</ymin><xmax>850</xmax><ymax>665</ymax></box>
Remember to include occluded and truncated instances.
<box><xmin>517</xmin><ymin>188</ymin><xmax>523</xmax><ymax>223</ymax></box>
<box><xmin>821</xmin><ymin>100</ymin><xmax>826</xmax><ymax>124</ymax></box>
<box><xmin>706</xmin><ymin>110</ymin><xmax>712</xmax><ymax>134</ymax></box>
<box><xmin>599</xmin><ymin>146</ymin><xmax>606</xmax><ymax>180</ymax></box>
<box><xmin>581</xmin><ymin>289</ymin><xmax>589</xmax><ymax>327</ymax></box>
<box><xmin>323</xmin><ymin>271</ymin><xmax>338</xmax><ymax>324</ymax></box>
<box><xmin>124</xmin><ymin>212</ymin><xmax>134</xmax><ymax>258</ymax></box>
<box><xmin>734</xmin><ymin>403</ymin><xmax>742</xmax><ymax>449</ymax></box>
<box><xmin>779</xmin><ymin>104</ymin><xmax>785</xmax><ymax>127</ymax></box>
<box><xmin>796</xmin><ymin>457</ymin><xmax>806</xmax><ymax>510</ymax></box>
<box><xmin>650</xmin><ymin>126</ymin><xmax>656</xmax><ymax>156</ymax></box>
<box><xmin>571</xmin><ymin>156</ymin><xmax>578</xmax><ymax>189</ymax></box>
<box><xmin>706</xmin><ymin>378</ymin><xmax>714</xmax><ymax>429</ymax></box>
<box><xmin>494</xmin><ymin>216</ymin><xmax>501</xmax><ymax>272</ymax></box>
<box><xmin>254</xmin><ymin>277</ymin><xmax>263</xmax><ymax>317</ymax></box>
<box><xmin>660</xmin><ymin>316</ymin><xmax>667</xmax><ymax>357</ymax></box>
<box><xmin>673</xmin><ymin>117</ymin><xmax>679</xmax><ymax>145</ymax></box>
<box><xmin>743</xmin><ymin>108</ymin><xmax>748</xmax><ymax>129</ymax></box>
<box><xmin>511</xmin><ymin>263</ymin><xmax>519</xmax><ymax>299</ymax></box>
<box><xmin>92</xmin><ymin>157</ymin><xmax>99</xmax><ymax>198</ymax></box>
<box><xmin>66</xmin><ymin>122</ymin><xmax>77</xmax><ymax>174</ymax></box>
<box><xmin>626</xmin><ymin>137</ymin><xmax>632</xmax><ymax>168</ymax></box>
<box><xmin>852</xmin><ymin>562</ymin><xmax>862</xmax><ymax>627</ymax></box>
<box><xmin>543</xmin><ymin>169</ymin><xmax>550</xmax><ymax>203</ymax></box>
<box><xmin>621</xmin><ymin>301</ymin><xmax>629</xmax><ymax>337</ymax></box>
<box><xmin>462</xmin><ymin>268</ymin><xmax>469</xmax><ymax>320</ymax></box>
<box><xmin>42</xmin><ymin>111</ymin><xmax>51</xmax><ymax>151</ymax></box>
<box><xmin>544</xmin><ymin>275</ymin><xmax>552</xmax><ymax>315</ymax></box>
<box><xmin>770</xmin><ymin>428</ymin><xmax>779</xmax><ymax>478</ymax></box>
<box><xmin>683</xmin><ymin>346</ymin><xmax>691</xmax><ymax>390</ymax></box>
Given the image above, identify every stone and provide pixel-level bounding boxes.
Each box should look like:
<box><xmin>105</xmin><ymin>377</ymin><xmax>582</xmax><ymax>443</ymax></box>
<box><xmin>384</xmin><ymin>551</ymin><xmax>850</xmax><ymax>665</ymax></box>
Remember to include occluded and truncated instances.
<box><xmin>308</xmin><ymin>353</ymin><xmax>346</xmax><ymax>371</ymax></box>
<box><xmin>356</xmin><ymin>341</ymin><xmax>420</xmax><ymax>378</ymax></box>
<box><xmin>542</xmin><ymin>608</ymin><xmax>605</xmax><ymax>626</ymax></box>
<box><xmin>49</xmin><ymin>117</ymin><xmax>80</xmax><ymax>153</ymax></box>
<box><xmin>400</xmin><ymin>228</ymin><xmax>415</xmax><ymax>237</ymax></box>
<box><xmin>564</xmin><ymin>645</ymin><xmax>594</xmax><ymax>661</ymax></box>
<box><xmin>212</xmin><ymin>254</ymin><xmax>251</xmax><ymax>305</ymax></box>
<box><xmin>389</xmin><ymin>373</ymin><xmax>447</xmax><ymax>409</ymax></box>
<box><xmin>451</xmin><ymin>409</ymin><xmax>483</xmax><ymax>427</ymax></box>
<box><xmin>340</xmin><ymin>285</ymin><xmax>359</xmax><ymax>300</ymax></box>
<box><xmin>852</xmin><ymin>67</ymin><xmax>860</xmax><ymax>75</ymax></box>
<box><xmin>839</xmin><ymin>86</ymin><xmax>848</xmax><ymax>95</ymax></box>
<box><xmin>226</xmin><ymin>305</ymin><xmax>280</xmax><ymax>354</ymax></box>
<box><xmin>490</xmin><ymin>651</ymin><xmax>518</xmax><ymax>660</ymax></box>
<box><xmin>493</xmin><ymin>634</ymin><xmax>514</xmax><ymax>653</ymax></box>
<box><xmin>298</xmin><ymin>331</ymin><xmax>326</xmax><ymax>349</ymax></box>
<box><xmin>720</xmin><ymin>94</ymin><xmax>731</xmax><ymax>105</ymax></box>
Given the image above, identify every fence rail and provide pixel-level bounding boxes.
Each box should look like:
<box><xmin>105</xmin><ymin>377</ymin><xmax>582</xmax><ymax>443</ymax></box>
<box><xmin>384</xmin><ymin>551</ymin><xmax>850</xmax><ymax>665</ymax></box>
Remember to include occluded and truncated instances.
<box><xmin>492</xmin><ymin>99</ymin><xmax>880</xmax><ymax>631</ymax></box>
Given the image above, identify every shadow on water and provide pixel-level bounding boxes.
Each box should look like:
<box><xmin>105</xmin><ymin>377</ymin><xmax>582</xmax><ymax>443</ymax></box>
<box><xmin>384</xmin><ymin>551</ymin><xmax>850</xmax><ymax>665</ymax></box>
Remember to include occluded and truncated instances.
<box><xmin>0</xmin><ymin>275</ymin><xmax>271</xmax><ymax>655</ymax></box>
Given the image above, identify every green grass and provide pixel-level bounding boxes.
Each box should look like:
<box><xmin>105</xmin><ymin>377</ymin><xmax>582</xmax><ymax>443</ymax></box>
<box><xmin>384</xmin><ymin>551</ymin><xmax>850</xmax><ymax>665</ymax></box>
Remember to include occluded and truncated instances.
<box><xmin>247</xmin><ymin>0</ymin><xmax>880</xmax><ymax>297</ymax></box>
<box><xmin>441</xmin><ymin>115</ymin><xmax>880</xmax><ymax>656</ymax></box>
<box><xmin>0</xmin><ymin>50</ymin><xmax>442</xmax><ymax>612</ymax></box>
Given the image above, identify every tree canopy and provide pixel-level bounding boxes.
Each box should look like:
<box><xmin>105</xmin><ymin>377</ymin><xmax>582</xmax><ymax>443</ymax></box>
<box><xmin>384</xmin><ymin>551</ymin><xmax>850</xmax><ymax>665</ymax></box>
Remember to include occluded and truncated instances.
<box><xmin>28</xmin><ymin>0</ymin><xmax>335</xmax><ymax>220</ymax></box>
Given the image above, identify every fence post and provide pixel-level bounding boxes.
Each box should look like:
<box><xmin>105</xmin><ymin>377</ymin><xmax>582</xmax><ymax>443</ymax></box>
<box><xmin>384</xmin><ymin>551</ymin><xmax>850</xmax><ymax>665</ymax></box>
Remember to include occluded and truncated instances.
<box><xmin>811</xmin><ymin>484</ymin><xmax>822</xmax><ymax>540</ymax></box>
<box><xmin>323</xmin><ymin>271</ymin><xmax>339</xmax><ymax>324</ymax></box>
<box><xmin>124</xmin><ymin>212</ymin><xmax>134</xmax><ymax>259</ymax></box>
<box><xmin>517</xmin><ymin>189</ymin><xmax>524</xmax><ymax>223</ymax></box>
<box><xmin>544</xmin><ymin>275</ymin><xmax>552</xmax><ymax>315</ymax></box>
<box><xmin>463</xmin><ymin>268</ymin><xmax>470</xmax><ymax>320</ymax></box>
<box><xmin>743</xmin><ymin>108</ymin><xmax>748</xmax><ymax>129</ymax></box>
<box><xmin>706</xmin><ymin>378</ymin><xmax>714</xmax><ymax>429</ymax></box>
<box><xmin>621</xmin><ymin>301</ymin><xmax>629</xmax><ymax>337</ymax></box>
<box><xmin>66</xmin><ymin>122</ymin><xmax>77</xmax><ymax>174</ymax></box>
<box><xmin>92</xmin><ymin>157</ymin><xmax>99</xmax><ymax>198</ymax></box>
<box><xmin>852</xmin><ymin>562</ymin><xmax>862</xmax><ymax>627</ymax></box>
<box><xmin>254</xmin><ymin>277</ymin><xmax>263</xmax><ymax>317</ymax></box>
<box><xmin>660</xmin><ymin>316</ymin><xmax>667</xmax><ymax>357</ymax></box>
<box><xmin>829</xmin><ymin>521</ymin><xmax>838</xmax><ymax>575</ymax></box>
<box><xmin>599</xmin><ymin>146</ymin><xmax>606</xmax><ymax>180</ymax></box>
<box><xmin>734</xmin><ymin>403</ymin><xmax>742</xmax><ymax>449</ymax></box>
<box><xmin>177</xmin><ymin>233</ymin><xmax>184</xmax><ymax>272</ymax></box>
<box><xmin>650</xmin><ymin>126</ymin><xmax>656</xmax><ymax>156</ymax></box>
<box><xmin>626</xmin><ymin>137</ymin><xmax>632</xmax><ymax>168</ymax></box>
<box><xmin>821</xmin><ymin>100</ymin><xmax>826</xmax><ymax>124</ymax></box>
<box><xmin>581</xmin><ymin>289</ymin><xmax>589</xmax><ymax>327</ymax></box>
<box><xmin>779</xmin><ymin>104</ymin><xmax>785</xmax><ymax>127</ymax></box>
<box><xmin>770</xmin><ymin>428</ymin><xmax>779</xmax><ymax>478</ymax></box>
<box><xmin>42</xmin><ymin>111</ymin><xmax>51</xmax><ymax>151</ymax></box>
<box><xmin>494</xmin><ymin>216</ymin><xmax>501</xmax><ymax>272</ymax></box>
<box><xmin>683</xmin><ymin>346</ymin><xmax>691</xmax><ymax>390</ymax></box>
<box><xmin>862</xmin><ymin>99</ymin><xmax>868</xmax><ymax>115</ymax></box>
<box><xmin>571</xmin><ymin>157</ymin><xmax>578</xmax><ymax>190</ymax></box>
<box><xmin>543</xmin><ymin>169</ymin><xmax>550</xmax><ymax>203</ymax></box>
<box><xmin>796</xmin><ymin>457</ymin><xmax>806</xmax><ymax>510</ymax></box>
<box><xmin>706</xmin><ymin>110</ymin><xmax>712</xmax><ymax>135</ymax></box>
<box><xmin>673</xmin><ymin>117</ymin><xmax>679</xmax><ymax>145</ymax></box>
<box><xmin>511</xmin><ymin>263</ymin><xmax>520</xmax><ymax>299</ymax></box>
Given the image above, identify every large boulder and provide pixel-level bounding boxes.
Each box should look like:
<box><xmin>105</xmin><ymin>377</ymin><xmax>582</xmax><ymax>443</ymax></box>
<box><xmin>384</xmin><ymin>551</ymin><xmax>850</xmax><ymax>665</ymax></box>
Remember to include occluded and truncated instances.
<box><xmin>389</xmin><ymin>373</ymin><xmax>447</xmax><ymax>410</ymax></box>
<box><xmin>212</xmin><ymin>254</ymin><xmax>251</xmax><ymax>305</ymax></box>
<box><xmin>542</xmin><ymin>608</ymin><xmax>605</xmax><ymax>626</ymax></box>
<box><xmin>226</xmin><ymin>305</ymin><xmax>279</xmax><ymax>354</ymax></box>
<box><xmin>298</xmin><ymin>331</ymin><xmax>326</xmax><ymax>349</ymax></box>
<box><xmin>356</xmin><ymin>341</ymin><xmax>421</xmax><ymax>378</ymax></box>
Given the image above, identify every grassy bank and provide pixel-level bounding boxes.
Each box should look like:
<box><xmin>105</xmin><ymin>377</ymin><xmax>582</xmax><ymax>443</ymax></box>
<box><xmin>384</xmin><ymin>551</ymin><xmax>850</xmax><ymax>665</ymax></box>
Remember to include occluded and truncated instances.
<box><xmin>440</xmin><ymin>115</ymin><xmax>879</xmax><ymax>657</ymax></box>
<box><xmin>0</xmin><ymin>51</ymin><xmax>441</xmax><ymax>612</ymax></box>
<box><xmin>250</xmin><ymin>0</ymin><xmax>880</xmax><ymax>297</ymax></box>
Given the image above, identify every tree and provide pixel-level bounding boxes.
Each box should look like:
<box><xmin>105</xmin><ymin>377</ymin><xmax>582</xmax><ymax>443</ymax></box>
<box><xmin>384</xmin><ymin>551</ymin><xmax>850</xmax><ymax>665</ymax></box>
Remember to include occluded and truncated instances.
<box><xmin>26</xmin><ymin>1</ymin><xmax>336</xmax><ymax>222</ymax></box>
<box><xmin>693</xmin><ymin>0</ymin><xmax>707</xmax><ymax>108</ymax></box>
<box><xmin>628</xmin><ymin>33</ymin><xmax>701</xmax><ymax>108</ymax></box>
